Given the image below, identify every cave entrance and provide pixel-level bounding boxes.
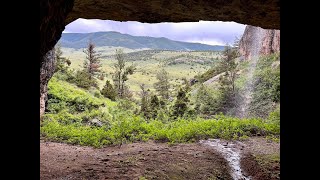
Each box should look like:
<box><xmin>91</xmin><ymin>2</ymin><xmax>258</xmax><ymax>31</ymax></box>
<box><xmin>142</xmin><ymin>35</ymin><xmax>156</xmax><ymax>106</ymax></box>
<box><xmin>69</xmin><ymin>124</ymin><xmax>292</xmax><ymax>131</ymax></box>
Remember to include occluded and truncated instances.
<box><xmin>40</xmin><ymin>1</ymin><xmax>280</xmax><ymax>178</ymax></box>
<box><xmin>40</xmin><ymin>0</ymin><xmax>280</xmax><ymax>117</ymax></box>
<box><xmin>41</xmin><ymin>18</ymin><xmax>281</xmax><ymax>180</ymax></box>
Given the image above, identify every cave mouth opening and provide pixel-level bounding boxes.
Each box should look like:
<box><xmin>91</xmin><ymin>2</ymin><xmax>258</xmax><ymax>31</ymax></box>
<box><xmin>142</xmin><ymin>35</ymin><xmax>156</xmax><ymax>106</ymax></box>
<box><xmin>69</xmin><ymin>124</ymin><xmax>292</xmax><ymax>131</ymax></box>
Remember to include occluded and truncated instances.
<box><xmin>40</xmin><ymin>0</ymin><xmax>280</xmax><ymax>118</ymax></box>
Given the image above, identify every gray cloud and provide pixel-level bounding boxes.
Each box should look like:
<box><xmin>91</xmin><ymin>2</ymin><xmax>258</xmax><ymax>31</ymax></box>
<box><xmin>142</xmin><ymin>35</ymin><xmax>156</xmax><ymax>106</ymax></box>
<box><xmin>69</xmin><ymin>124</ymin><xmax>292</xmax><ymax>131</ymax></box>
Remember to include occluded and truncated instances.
<box><xmin>64</xmin><ymin>19</ymin><xmax>246</xmax><ymax>45</ymax></box>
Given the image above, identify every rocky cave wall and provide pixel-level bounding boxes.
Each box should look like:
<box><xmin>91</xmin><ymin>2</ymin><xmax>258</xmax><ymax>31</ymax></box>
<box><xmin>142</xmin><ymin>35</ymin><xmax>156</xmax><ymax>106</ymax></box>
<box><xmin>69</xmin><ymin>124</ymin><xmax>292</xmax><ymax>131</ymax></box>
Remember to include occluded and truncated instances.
<box><xmin>239</xmin><ymin>25</ymin><xmax>280</xmax><ymax>60</ymax></box>
<box><xmin>40</xmin><ymin>0</ymin><xmax>280</xmax><ymax>117</ymax></box>
<box><xmin>40</xmin><ymin>50</ymin><xmax>56</xmax><ymax>117</ymax></box>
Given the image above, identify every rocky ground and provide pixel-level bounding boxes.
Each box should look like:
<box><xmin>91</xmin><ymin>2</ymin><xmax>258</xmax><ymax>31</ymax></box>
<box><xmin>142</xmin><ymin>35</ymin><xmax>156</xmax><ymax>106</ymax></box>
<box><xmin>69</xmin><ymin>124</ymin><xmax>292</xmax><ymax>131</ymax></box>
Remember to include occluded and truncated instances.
<box><xmin>40</xmin><ymin>137</ymin><xmax>279</xmax><ymax>180</ymax></box>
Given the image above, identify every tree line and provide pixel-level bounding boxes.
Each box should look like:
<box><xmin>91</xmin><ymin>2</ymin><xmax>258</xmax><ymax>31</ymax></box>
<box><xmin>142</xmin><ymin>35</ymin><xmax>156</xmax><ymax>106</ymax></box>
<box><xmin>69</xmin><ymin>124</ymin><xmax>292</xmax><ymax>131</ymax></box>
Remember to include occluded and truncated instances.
<box><xmin>54</xmin><ymin>39</ymin><xmax>242</xmax><ymax>120</ymax></box>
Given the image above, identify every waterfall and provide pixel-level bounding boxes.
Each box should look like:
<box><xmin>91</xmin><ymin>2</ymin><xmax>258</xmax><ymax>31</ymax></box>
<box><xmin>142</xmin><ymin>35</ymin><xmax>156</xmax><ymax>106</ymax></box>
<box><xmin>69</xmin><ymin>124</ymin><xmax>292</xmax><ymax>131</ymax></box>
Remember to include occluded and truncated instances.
<box><xmin>236</xmin><ymin>27</ymin><xmax>264</xmax><ymax>118</ymax></box>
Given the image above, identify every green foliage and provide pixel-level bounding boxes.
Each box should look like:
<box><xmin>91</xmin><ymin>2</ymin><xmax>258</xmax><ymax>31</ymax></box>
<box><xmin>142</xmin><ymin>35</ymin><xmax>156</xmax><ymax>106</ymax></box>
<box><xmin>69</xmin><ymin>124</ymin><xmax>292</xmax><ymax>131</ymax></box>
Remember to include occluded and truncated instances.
<box><xmin>40</xmin><ymin>120</ymin><xmax>111</xmax><ymax>148</ymax></box>
<box><xmin>47</xmin><ymin>77</ymin><xmax>105</xmax><ymax>113</ymax></box>
<box><xmin>46</xmin><ymin>77</ymin><xmax>116</xmax><ymax>127</ymax></box>
<box><xmin>268</xmin><ymin>105</ymin><xmax>280</xmax><ymax>123</ymax></box>
<box><xmin>43</xmin><ymin>110</ymin><xmax>82</xmax><ymax>125</ymax></box>
<box><xmin>216</xmin><ymin>45</ymin><xmax>240</xmax><ymax>112</ymax></box>
<box><xmin>116</xmin><ymin>99</ymin><xmax>137</xmax><ymax>113</ymax></box>
<box><xmin>83</xmin><ymin>42</ymin><xmax>102</xmax><ymax>79</ymax></box>
<box><xmin>139</xmin><ymin>84</ymin><xmax>152</xmax><ymax>120</ymax></box>
<box><xmin>113</xmin><ymin>49</ymin><xmax>136</xmax><ymax>98</ymax></box>
<box><xmin>43</xmin><ymin>77</ymin><xmax>280</xmax><ymax>148</ymax></box>
<box><xmin>194</xmin><ymin>65</ymin><xmax>224</xmax><ymax>83</ymax></box>
<box><xmin>139</xmin><ymin>176</ymin><xmax>148</xmax><ymax>180</ymax></box>
<box><xmin>195</xmin><ymin>84</ymin><xmax>223</xmax><ymax>117</ymax></box>
<box><xmin>42</xmin><ymin>45</ymin><xmax>280</xmax><ymax>149</ymax></box>
<box><xmin>171</xmin><ymin>88</ymin><xmax>190</xmax><ymax>119</ymax></box>
<box><xmin>150</xmin><ymin>95</ymin><xmax>160</xmax><ymax>119</ymax></box>
<box><xmin>249</xmin><ymin>53</ymin><xmax>280</xmax><ymax>118</ymax></box>
<box><xmin>54</xmin><ymin>43</ymin><xmax>71</xmax><ymax>73</ymax></box>
<box><xmin>154</xmin><ymin>69</ymin><xmax>171</xmax><ymax>100</ymax></box>
<box><xmin>101</xmin><ymin>80</ymin><xmax>117</xmax><ymax>101</ymax></box>
<box><xmin>41</xmin><ymin>114</ymin><xmax>280</xmax><ymax>147</ymax></box>
<box><xmin>71</xmin><ymin>70</ymin><xmax>98</xmax><ymax>89</ymax></box>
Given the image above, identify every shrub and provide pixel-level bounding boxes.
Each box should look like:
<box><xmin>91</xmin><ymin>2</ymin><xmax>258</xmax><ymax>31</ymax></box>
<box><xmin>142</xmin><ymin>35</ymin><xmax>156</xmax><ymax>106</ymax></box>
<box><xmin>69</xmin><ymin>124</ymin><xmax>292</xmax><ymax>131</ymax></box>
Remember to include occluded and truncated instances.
<box><xmin>47</xmin><ymin>77</ymin><xmax>105</xmax><ymax>114</ymax></box>
<box><xmin>72</xmin><ymin>70</ymin><xmax>97</xmax><ymax>89</ymax></box>
<box><xmin>101</xmin><ymin>80</ymin><xmax>117</xmax><ymax>101</ymax></box>
<box><xmin>249</xmin><ymin>53</ymin><xmax>280</xmax><ymax>118</ymax></box>
<box><xmin>41</xmin><ymin>114</ymin><xmax>280</xmax><ymax>148</ymax></box>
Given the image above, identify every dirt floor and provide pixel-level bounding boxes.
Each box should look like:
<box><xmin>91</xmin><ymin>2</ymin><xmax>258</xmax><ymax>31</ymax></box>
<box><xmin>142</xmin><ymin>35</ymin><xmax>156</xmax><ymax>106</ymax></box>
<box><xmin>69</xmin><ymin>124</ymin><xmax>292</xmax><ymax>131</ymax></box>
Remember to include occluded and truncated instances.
<box><xmin>240</xmin><ymin>137</ymin><xmax>280</xmax><ymax>180</ymax></box>
<box><xmin>40</xmin><ymin>137</ymin><xmax>279</xmax><ymax>180</ymax></box>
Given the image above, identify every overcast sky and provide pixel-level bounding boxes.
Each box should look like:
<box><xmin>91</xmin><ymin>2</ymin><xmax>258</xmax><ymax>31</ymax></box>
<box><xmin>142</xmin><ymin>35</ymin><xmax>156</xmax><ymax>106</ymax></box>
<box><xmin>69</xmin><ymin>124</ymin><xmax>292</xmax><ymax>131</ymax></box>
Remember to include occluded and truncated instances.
<box><xmin>64</xmin><ymin>18</ymin><xmax>246</xmax><ymax>46</ymax></box>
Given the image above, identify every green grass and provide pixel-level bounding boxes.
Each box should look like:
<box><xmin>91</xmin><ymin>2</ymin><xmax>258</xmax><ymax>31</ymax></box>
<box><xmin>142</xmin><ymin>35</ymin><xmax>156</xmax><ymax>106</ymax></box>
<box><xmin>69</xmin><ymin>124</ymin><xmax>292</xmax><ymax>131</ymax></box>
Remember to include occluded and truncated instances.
<box><xmin>48</xmin><ymin>77</ymin><xmax>116</xmax><ymax>108</ymax></box>
<box><xmin>46</xmin><ymin>77</ymin><xmax>117</xmax><ymax>125</ymax></box>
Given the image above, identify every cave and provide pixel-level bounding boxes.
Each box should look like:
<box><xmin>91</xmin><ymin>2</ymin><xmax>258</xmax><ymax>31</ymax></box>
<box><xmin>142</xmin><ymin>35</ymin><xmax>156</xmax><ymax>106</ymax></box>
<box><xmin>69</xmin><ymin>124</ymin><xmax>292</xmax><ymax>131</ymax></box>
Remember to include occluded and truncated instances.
<box><xmin>40</xmin><ymin>0</ymin><xmax>280</xmax><ymax>116</ymax></box>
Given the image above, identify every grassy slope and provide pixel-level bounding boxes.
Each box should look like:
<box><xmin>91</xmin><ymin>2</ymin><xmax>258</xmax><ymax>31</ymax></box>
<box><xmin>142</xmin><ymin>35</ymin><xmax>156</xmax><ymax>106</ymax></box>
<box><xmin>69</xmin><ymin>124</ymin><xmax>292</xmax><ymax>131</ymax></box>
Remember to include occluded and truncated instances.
<box><xmin>61</xmin><ymin>47</ymin><xmax>218</xmax><ymax>95</ymax></box>
<box><xmin>41</xmin><ymin>77</ymin><xmax>279</xmax><ymax>148</ymax></box>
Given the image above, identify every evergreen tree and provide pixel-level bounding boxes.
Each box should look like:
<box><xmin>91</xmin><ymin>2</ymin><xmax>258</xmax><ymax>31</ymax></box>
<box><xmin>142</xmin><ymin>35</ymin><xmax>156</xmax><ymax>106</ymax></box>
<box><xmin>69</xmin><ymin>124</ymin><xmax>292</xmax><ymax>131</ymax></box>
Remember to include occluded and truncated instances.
<box><xmin>218</xmin><ymin>44</ymin><xmax>239</xmax><ymax>94</ymax></box>
<box><xmin>101</xmin><ymin>80</ymin><xmax>117</xmax><ymax>101</ymax></box>
<box><xmin>195</xmin><ymin>84</ymin><xmax>220</xmax><ymax>117</ymax></box>
<box><xmin>154</xmin><ymin>69</ymin><xmax>171</xmax><ymax>101</ymax></box>
<box><xmin>73</xmin><ymin>70</ymin><xmax>96</xmax><ymax>89</ymax></box>
<box><xmin>83</xmin><ymin>41</ymin><xmax>102</xmax><ymax>80</ymax></box>
<box><xmin>172</xmin><ymin>88</ymin><xmax>189</xmax><ymax>119</ymax></box>
<box><xmin>139</xmin><ymin>84</ymin><xmax>151</xmax><ymax>119</ymax></box>
<box><xmin>54</xmin><ymin>43</ymin><xmax>71</xmax><ymax>73</ymax></box>
<box><xmin>217</xmin><ymin>41</ymin><xmax>240</xmax><ymax>113</ymax></box>
<box><xmin>150</xmin><ymin>95</ymin><xmax>160</xmax><ymax>119</ymax></box>
<box><xmin>113</xmin><ymin>49</ymin><xmax>135</xmax><ymax>98</ymax></box>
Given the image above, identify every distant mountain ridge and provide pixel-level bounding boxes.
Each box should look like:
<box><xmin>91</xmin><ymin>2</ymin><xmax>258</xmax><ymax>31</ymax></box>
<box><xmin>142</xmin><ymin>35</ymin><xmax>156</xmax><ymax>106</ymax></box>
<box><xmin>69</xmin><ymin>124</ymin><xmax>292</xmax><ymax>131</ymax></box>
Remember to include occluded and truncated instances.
<box><xmin>59</xmin><ymin>31</ymin><xmax>225</xmax><ymax>51</ymax></box>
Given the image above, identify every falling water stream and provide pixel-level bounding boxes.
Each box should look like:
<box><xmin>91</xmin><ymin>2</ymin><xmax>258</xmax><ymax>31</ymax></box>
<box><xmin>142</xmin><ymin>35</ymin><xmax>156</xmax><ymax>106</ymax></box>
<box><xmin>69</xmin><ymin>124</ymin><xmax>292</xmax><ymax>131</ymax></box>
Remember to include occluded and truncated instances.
<box><xmin>236</xmin><ymin>27</ymin><xmax>264</xmax><ymax>118</ymax></box>
<box><xmin>200</xmin><ymin>27</ymin><xmax>266</xmax><ymax>180</ymax></box>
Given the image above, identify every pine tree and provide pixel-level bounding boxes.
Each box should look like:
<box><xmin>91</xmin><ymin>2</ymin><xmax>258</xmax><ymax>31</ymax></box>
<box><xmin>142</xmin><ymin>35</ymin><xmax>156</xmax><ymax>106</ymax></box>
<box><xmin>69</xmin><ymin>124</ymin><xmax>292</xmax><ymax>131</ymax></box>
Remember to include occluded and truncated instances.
<box><xmin>196</xmin><ymin>84</ymin><xmax>220</xmax><ymax>116</ymax></box>
<box><xmin>150</xmin><ymin>95</ymin><xmax>160</xmax><ymax>119</ymax></box>
<box><xmin>83</xmin><ymin>41</ymin><xmax>102</xmax><ymax>80</ymax></box>
<box><xmin>172</xmin><ymin>88</ymin><xmax>189</xmax><ymax>119</ymax></box>
<box><xmin>101</xmin><ymin>80</ymin><xmax>117</xmax><ymax>101</ymax></box>
<box><xmin>139</xmin><ymin>84</ymin><xmax>151</xmax><ymax>119</ymax></box>
<box><xmin>154</xmin><ymin>69</ymin><xmax>171</xmax><ymax>101</ymax></box>
<box><xmin>54</xmin><ymin>43</ymin><xmax>71</xmax><ymax>73</ymax></box>
<box><xmin>113</xmin><ymin>49</ymin><xmax>135</xmax><ymax>98</ymax></box>
<box><xmin>218</xmin><ymin>44</ymin><xmax>239</xmax><ymax>94</ymax></box>
<box><xmin>217</xmin><ymin>41</ymin><xmax>240</xmax><ymax>113</ymax></box>
<box><xmin>73</xmin><ymin>70</ymin><xmax>95</xmax><ymax>89</ymax></box>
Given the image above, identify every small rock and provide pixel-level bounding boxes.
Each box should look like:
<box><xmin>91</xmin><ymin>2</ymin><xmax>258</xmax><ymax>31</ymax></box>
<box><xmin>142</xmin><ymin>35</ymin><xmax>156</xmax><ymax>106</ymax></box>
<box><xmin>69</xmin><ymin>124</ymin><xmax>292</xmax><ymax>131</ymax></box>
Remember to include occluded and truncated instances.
<box><xmin>90</xmin><ymin>119</ymin><xmax>103</xmax><ymax>127</ymax></box>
